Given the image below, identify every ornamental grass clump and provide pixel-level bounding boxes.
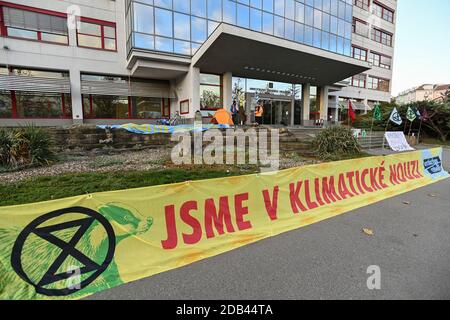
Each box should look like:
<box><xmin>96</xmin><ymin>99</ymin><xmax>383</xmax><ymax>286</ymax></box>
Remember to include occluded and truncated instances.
<box><xmin>312</xmin><ymin>126</ymin><xmax>361</xmax><ymax>161</ymax></box>
<box><xmin>0</xmin><ymin>125</ymin><xmax>55</xmax><ymax>169</ymax></box>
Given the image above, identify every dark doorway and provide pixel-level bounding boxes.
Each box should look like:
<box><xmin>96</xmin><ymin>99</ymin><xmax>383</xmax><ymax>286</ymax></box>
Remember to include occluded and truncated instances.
<box><xmin>260</xmin><ymin>99</ymin><xmax>292</xmax><ymax>125</ymax></box>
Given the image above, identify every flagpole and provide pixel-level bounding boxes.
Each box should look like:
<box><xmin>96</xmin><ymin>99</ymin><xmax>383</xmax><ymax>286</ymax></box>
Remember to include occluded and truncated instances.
<box><xmin>369</xmin><ymin>114</ymin><xmax>375</xmax><ymax>150</ymax></box>
<box><xmin>382</xmin><ymin>116</ymin><xmax>390</xmax><ymax>150</ymax></box>
<box><xmin>348</xmin><ymin>99</ymin><xmax>352</xmax><ymax>128</ymax></box>
<box><xmin>417</xmin><ymin>117</ymin><xmax>423</xmax><ymax>143</ymax></box>
<box><xmin>403</xmin><ymin>113</ymin><xmax>408</xmax><ymax>134</ymax></box>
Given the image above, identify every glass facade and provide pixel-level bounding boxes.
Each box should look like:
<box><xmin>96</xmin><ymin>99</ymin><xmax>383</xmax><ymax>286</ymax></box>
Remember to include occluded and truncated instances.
<box><xmin>232</xmin><ymin>77</ymin><xmax>307</xmax><ymax>125</ymax></box>
<box><xmin>126</xmin><ymin>0</ymin><xmax>353</xmax><ymax>57</ymax></box>
<box><xmin>15</xmin><ymin>92</ymin><xmax>72</xmax><ymax>119</ymax></box>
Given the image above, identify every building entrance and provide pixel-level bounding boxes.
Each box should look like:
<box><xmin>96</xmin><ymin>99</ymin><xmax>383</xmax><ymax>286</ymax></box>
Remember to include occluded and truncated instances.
<box><xmin>234</xmin><ymin>78</ymin><xmax>303</xmax><ymax>126</ymax></box>
<box><xmin>260</xmin><ymin>99</ymin><xmax>292</xmax><ymax>126</ymax></box>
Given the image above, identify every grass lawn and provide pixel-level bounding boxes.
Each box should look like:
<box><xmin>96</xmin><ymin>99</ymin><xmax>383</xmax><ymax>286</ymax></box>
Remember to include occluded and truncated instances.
<box><xmin>0</xmin><ymin>150</ymin><xmax>370</xmax><ymax>207</ymax></box>
<box><xmin>0</xmin><ymin>168</ymin><xmax>243</xmax><ymax>207</ymax></box>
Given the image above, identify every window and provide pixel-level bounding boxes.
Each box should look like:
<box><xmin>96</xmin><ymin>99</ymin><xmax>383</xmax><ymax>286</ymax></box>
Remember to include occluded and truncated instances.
<box><xmin>77</xmin><ymin>19</ymin><xmax>117</xmax><ymax>51</ymax></box>
<box><xmin>200</xmin><ymin>73</ymin><xmax>222</xmax><ymax>110</ymax></box>
<box><xmin>352</xmin><ymin>46</ymin><xmax>367</xmax><ymax>61</ymax></box>
<box><xmin>131</xmin><ymin>97</ymin><xmax>169</xmax><ymax>119</ymax></box>
<box><xmin>351</xmin><ymin>74</ymin><xmax>366</xmax><ymax>88</ymax></box>
<box><xmin>0</xmin><ymin>5</ymin><xmax>68</xmax><ymax>44</ymax></box>
<box><xmin>369</xmin><ymin>51</ymin><xmax>392</xmax><ymax>69</ymax></box>
<box><xmin>367</xmin><ymin>76</ymin><xmax>390</xmax><ymax>92</ymax></box>
<box><xmin>352</xmin><ymin>18</ymin><xmax>369</xmax><ymax>37</ymax></box>
<box><xmin>82</xmin><ymin>95</ymin><xmax>169</xmax><ymax>119</ymax></box>
<box><xmin>15</xmin><ymin>92</ymin><xmax>71</xmax><ymax>118</ymax></box>
<box><xmin>0</xmin><ymin>90</ymin><xmax>12</xmax><ymax>118</ymax></box>
<box><xmin>372</xmin><ymin>2</ymin><xmax>394</xmax><ymax>23</ymax></box>
<box><xmin>371</xmin><ymin>28</ymin><xmax>393</xmax><ymax>46</ymax></box>
<box><xmin>0</xmin><ymin>67</ymin><xmax>71</xmax><ymax>119</ymax></box>
<box><xmin>353</xmin><ymin>0</ymin><xmax>369</xmax><ymax>11</ymax></box>
<box><xmin>83</xmin><ymin>95</ymin><xmax>128</xmax><ymax>118</ymax></box>
<box><xmin>11</xmin><ymin>67</ymin><xmax>69</xmax><ymax>79</ymax></box>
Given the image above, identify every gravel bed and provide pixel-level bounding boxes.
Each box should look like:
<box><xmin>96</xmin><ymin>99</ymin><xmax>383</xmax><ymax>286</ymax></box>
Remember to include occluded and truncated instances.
<box><xmin>0</xmin><ymin>149</ymin><xmax>317</xmax><ymax>184</ymax></box>
<box><xmin>0</xmin><ymin>148</ymin><xmax>172</xmax><ymax>184</ymax></box>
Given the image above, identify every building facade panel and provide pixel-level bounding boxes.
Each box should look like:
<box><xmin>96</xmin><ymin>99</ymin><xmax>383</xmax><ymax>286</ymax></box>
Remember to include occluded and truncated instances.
<box><xmin>0</xmin><ymin>0</ymin><xmax>391</xmax><ymax>127</ymax></box>
<box><xmin>127</xmin><ymin>0</ymin><xmax>355</xmax><ymax>57</ymax></box>
<box><xmin>332</xmin><ymin>0</ymin><xmax>397</xmax><ymax>108</ymax></box>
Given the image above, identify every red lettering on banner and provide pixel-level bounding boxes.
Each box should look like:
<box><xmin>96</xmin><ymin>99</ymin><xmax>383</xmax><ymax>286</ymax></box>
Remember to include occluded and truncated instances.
<box><xmin>369</xmin><ymin>168</ymin><xmax>381</xmax><ymax>190</ymax></box>
<box><xmin>405</xmin><ymin>162</ymin><xmax>413</xmax><ymax>180</ymax></box>
<box><xmin>262</xmin><ymin>186</ymin><xmax>279</xmax><ymax>221</ymax></box>
<box><xmin>355</xmin><ymin>170</ymin><xmax>366</xmax><ymax>194</ymax></box>
<box><xmin>346</xmin><ymin>171</ymin><xmax>360</xmax><ymax>196</ymax></box>
<box><xmin>361</xmin><ymin>169</ymin><xmax>374</xmax><ymax>192</ymax></box>
<box><xmin>304</xmin><ymin>180</ymin><xmax>318</xmax><ymax>210</ymax></box>
<box><xmin>181</xmin><ymin>201</ymin><xmax>202</xmax><ymax>245</ymax></box>
<box><xmin>389</xmin><ymin>164</ymin><xmax>399</xmax><ymax>185</ymax></box>
<box><xmin>378</xmin><ymin>165</ymin><xmax>389</xmax><ymax>189</ymax></box>
<box><xmin>314</xmin><ymin>178</ymin><xmax>325</xmax><ymax>206</ymax></box>
<box><xmin>397</xmin><ymin>163</ymin><xmax>407</xmax><ymax>182</ymax></box>
<box><xmin>410</xmin><ymin>161</ymin><xmax>418</xmax><ymax>178</ymax></box>
<box><xmin>161</xmin><ymin>156</ymin><xmax>429</xmax><ymax>250</ymax></box>
<box><xmin>322</xmin><ymin>176</ymin><xmax>342</xmax><ymax>204</ymax></box>
<box><xmin>414</xmin><ymin>160</ymin><xmax>423</xmax><ymax>178</ymax></box>
<box><xmin>204</xmin><ymin>197</ymin><xmax>236</xmax><ymax>239</ymax></box>
<box><xmin>289</xmin><ymin>181</ymin><xmax>308</xmax><ymax>213</ymax></box>
<box><xmin>161</xmin><ymin>205</ymin><xmax>178</xmax><ymax>250</ymax></box>
<box><xmin>338</xmin><ymin>173</ymin><xmax>353</xmax><ymax>199</ymax></box>
<box><xmin>235</xmin><ymin>193</ymin><xmax>252</xmax><ymax>231</ymax></box>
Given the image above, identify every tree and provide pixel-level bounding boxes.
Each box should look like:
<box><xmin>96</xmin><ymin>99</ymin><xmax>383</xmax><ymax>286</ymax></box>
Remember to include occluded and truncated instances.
<box><xmin>201</xmin><ymin>90</ymin><xmax>221</xmax><ymax>109</ymax></box>
<box><xmin>232</xmin><ymin>79</ymin><xmax>246</xmax><ymax>108</ymax></box>
<box><xmin>420</xmin><ymin>101</ymin><xmax>450</xmax><ymax>142</ymax></box>
<box><xmin>352</xmin><ymin>101</ymin><xmax>450</xmax><ymax>142</ymax></box>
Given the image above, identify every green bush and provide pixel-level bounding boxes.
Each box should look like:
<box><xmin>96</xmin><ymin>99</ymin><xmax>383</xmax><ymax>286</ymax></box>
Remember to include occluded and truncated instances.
<box><xmin>0</xmin><ymin>129</ymin><xmax>14</xmax><ymax>167</ymax></box>
<box><xmin>312</xmin><ymin>126</ymin><xmax>361</xmax><ymax>160</ymax></box>
<box><xmin>0</xmin><ymin>125</ymin><xmax>54</xmax><ymax>169</ymax></box>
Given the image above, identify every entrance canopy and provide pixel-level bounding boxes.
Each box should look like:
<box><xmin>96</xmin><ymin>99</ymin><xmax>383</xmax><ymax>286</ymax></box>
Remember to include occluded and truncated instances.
<box><xmin>193</xmin><ymin>24</ymin><xmax>370</xmax><ymax>86</ymax></box>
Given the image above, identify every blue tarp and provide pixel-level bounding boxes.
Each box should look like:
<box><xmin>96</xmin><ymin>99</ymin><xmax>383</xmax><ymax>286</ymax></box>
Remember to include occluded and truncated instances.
<box><xmin>97</xmin><ymin>123</ymin><xmax>231</xmax><ymax>135</ymax></box>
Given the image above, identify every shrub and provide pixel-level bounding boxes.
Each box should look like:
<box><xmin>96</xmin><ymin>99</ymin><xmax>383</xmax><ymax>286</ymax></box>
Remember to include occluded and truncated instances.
<box><xmin>22</xmin><ymin>125</ymin><xmax>55</xmax><ymax>166</ymax></box>
<box><xmin>312</xmin><ymin>126</ymin><xmax>361</xmax><ymax>160</ymax></box>
<box><xmin>0</xmin><ymin>129</ymin><xmax>14</xmax><ymax>166</ymax></box>
<box><xmin>0</xmin><ymin>125</ymin><xmax>54</xmax><ymax>169</ymax></box>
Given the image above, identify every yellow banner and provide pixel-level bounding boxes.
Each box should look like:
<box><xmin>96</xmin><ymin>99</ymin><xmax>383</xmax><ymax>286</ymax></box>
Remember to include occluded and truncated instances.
<box><xmin>0</xmin><ymin>148</ymin><xmax>448</xmax><ymax>300</ymax></box>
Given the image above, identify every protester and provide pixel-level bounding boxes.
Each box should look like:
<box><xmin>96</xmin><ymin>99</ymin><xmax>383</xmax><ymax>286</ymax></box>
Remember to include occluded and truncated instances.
<box><xmin>255</xmin><ymin>102</ymin><xmax>264</xmax><ymax>125</ymax></box>
<box><xmin>230</xmin><ymin>100</ymin><xmax>238</xmax><ymax>126</ymax></box>
<box><xmin>238</xmin><ymin>104</ymin><xmax>246</xmax><ymax>126</ymax></box>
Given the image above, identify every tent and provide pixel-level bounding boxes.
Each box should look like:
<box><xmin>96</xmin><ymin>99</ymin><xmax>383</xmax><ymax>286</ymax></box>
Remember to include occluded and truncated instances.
<box><xmin>211</xmin><ymin>108</ymin><xmax>234</xmax><ymax>125</ymax></box>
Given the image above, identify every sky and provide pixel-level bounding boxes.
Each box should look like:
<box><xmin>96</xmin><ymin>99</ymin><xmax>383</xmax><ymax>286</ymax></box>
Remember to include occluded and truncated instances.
<box><xmin>392</xmin><ymin>0</ymin><xmax>450</xmax><ymax>96</ymax></box>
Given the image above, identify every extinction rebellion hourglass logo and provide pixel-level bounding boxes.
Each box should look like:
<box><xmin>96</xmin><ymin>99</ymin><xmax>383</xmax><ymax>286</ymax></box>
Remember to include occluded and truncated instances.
<box><xmin>11</xmin><ymin>207</ymin><xmax>116</xmax><ymax>297</ymax></box>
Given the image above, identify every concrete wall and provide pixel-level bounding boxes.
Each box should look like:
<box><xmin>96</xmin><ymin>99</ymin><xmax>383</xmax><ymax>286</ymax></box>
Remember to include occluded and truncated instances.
<box><xmin>0</xmin><ymin>0</ymin><xmax>129</xmax><ymax>125</ymax></box>
<box><xmin>0</xmin><ymin>0</ymin><xmax>385</xmax><ymax>127</ymax></box>
<box><xmin>171</xmin><ymin>66</ymin><xmax>200</xmax><ymax>119</ymax></box>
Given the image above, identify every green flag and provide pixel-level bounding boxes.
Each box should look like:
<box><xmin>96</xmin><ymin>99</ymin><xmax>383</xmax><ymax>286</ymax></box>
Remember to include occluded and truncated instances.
<box><xmin>373</xmin><ymin>104</ymin><xmax>382</xmax><ymax>121</ymax></box>
<box><xmin>406</xmin><ymin>106</ymin><xmax>417</xmax><ymax>122</ymax></box>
